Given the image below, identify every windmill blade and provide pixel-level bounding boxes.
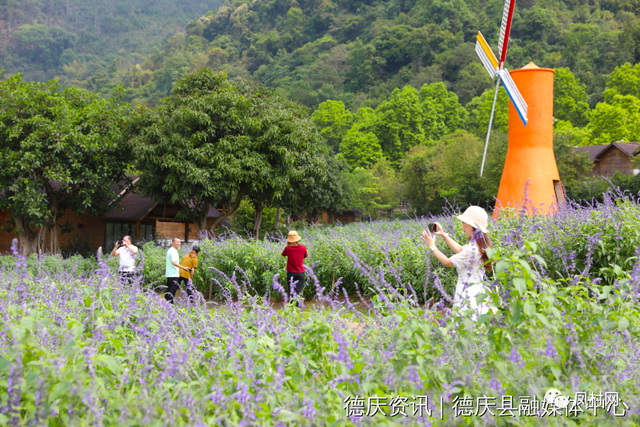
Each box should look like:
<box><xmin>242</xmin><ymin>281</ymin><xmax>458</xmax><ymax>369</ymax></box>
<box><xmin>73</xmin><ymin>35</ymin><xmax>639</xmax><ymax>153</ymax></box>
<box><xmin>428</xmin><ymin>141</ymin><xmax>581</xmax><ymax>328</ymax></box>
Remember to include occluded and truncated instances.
<box><xmin>480</xmin><ymin>77</ymin><xmax>502</xmax><ymax>177</ymax></box>
<box><xmin>475</xmin><ymin>32</ymin><xmax>498</xmax><ymax>78</ymax></box>
<box><xmin>498</xmin><ymin>68</ymin><xmax>528</xmax><ymax>126</ymax></box>
<box><xmin>498</xmin><ymin>0</ymin><xmax>516</xmax><ymax>65</ymax></box>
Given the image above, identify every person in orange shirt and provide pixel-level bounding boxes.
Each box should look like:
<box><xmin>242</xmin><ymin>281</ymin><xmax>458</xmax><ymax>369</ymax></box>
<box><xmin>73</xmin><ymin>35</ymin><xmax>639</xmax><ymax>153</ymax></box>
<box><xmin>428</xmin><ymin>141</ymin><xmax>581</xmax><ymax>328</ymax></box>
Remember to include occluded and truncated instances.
<box><xmin>178</xmin><ymin>245</ymin><xmax>200</xmax><ymax>301</ymax></box>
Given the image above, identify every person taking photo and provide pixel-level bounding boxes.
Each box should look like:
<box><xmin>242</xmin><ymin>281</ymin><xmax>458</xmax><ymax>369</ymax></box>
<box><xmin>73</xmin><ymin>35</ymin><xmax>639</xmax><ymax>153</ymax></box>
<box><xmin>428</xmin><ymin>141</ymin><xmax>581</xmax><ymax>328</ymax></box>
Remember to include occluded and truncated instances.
<box><xmin>111</xmin><ymin>235</ymin><xmax>138</xmax><ymax>284</ymax></box>
<box><xmin>420</xmin><ymin>206</ymin><xmax>493</xmax><ymax>316</ymax></box>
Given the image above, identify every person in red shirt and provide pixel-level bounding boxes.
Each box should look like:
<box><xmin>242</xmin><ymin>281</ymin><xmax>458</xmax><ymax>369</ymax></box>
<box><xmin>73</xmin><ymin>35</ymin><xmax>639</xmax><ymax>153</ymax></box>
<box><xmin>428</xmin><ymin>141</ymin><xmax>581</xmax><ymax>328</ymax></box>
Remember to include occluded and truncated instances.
<box><xmin>281</xmin><ymin>230</ymin><xmax>308</xmax><ymax>298</ymax></box>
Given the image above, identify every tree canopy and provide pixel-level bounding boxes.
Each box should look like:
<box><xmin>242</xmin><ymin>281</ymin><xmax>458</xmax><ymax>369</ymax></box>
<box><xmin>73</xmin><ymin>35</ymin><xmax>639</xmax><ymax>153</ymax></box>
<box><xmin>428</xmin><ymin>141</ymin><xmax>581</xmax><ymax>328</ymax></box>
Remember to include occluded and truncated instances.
<box><xmin>0</xmin><ymin>73</ymin><xmax>131</xmax><ymax>255</ymax></box>
<box><xmin>127</xmin><ymin>68</ymin><xmax>335</xmax><ymax>237</ymax></box>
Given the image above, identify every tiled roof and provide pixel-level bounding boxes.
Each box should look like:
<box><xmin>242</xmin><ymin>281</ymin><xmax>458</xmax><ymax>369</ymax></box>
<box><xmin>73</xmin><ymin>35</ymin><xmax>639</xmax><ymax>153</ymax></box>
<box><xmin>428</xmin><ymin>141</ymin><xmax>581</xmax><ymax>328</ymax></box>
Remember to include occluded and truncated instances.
<box><xmin>105</xmin><ymin>190</ymin><xmax>228</xmax><ymax>222</ymax></box>
<box><xmin>573</xmin><ymin>145</ymin><xmax>608</xmax><ymax>162</ymax></box>
<box><xmin>612</xmin><ymin>142</ymin><xmax>640</xmax><ymax>157</ymax></box>
<box><xmin>103</xmin><ymin>192</ymin><xmax>157</xmax><ymax>220</ymax></box>
<box><xmin>573</xmin><ymin>142</ymin><xmax>639</xmax><ymax>161</ymax></box>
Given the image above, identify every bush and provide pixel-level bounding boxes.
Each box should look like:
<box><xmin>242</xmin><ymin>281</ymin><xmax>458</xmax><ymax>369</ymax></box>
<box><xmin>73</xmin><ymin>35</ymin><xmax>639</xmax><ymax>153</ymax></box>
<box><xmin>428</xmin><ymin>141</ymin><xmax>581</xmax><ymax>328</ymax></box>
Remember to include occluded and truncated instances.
<box><xmin>60</xmin><ymin>232</ymin><xmax>96</xmax><ymax>258</ymax></box>
<box><xmin>566</xmin><ymin>172</ymin><xmax>640</xmax><ymax>204</ymax></box>
<box><xmin>191</xmin><ymin>191</ymin><xmax>640</xmax><ymax>302</ymax></box>
<box><xmin>3</xmin><ymin>189</ymin><xmax>640</xmax><ymax>303</ymax></box>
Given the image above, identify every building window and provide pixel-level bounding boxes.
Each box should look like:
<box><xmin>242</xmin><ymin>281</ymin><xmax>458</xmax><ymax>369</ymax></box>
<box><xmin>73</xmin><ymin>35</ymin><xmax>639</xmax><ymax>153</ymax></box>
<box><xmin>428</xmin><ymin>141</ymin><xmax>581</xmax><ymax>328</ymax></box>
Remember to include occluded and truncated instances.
<box><xmin>106</xmin><ymin>222</ymin><xmax>134</xmax><ymax>250</ymax></box>
<box><xmin>105</xmin><ymin>221</ymin><xmax>154</xmax><ymax>249</ymax></box>
<box><xmin>139</xmin><ymin>223</ymin><xmax>154</xmax><ymax>243</ymax></box>
<box><xmin>400</xmin><ymin>198</ymin><xmax>411</xmax><ymax>209</ymax></box>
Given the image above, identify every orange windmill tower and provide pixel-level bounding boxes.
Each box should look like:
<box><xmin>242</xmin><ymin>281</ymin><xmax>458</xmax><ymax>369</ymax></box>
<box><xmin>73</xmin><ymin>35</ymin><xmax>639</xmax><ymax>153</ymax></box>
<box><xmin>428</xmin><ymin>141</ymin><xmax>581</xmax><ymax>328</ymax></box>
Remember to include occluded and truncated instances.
<box><xmin>475</xmin><ymin>0</ymin><xmax>563</xmax><ymax>215</ymax></box>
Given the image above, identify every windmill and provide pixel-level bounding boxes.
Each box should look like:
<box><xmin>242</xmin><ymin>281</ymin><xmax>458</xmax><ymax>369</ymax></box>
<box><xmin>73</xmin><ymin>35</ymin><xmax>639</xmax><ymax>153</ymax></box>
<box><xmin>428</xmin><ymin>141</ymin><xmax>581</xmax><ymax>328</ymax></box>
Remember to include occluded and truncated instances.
<box><xmin>476</xmin><ymin>0</ymin><xmax>528</xmax><ymax>177</ymax></box>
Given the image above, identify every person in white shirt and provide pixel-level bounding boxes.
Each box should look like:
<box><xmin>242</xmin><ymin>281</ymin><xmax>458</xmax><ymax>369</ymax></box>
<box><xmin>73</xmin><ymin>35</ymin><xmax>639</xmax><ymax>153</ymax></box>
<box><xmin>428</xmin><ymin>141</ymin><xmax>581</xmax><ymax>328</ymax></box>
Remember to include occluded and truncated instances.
<box><xmin>111</xmin><ymin>235</ymin><xmax>138</xmax><ymax>284</ymax></box>
<box><xmin>164</xmin><ymin>237</ymin><xmax>192</xmax><ymax>304</ymax></box>
<box><xmin>420</xmin><ymin>206</ymin><xmax>493</xmax><ymax>316</ymax></box>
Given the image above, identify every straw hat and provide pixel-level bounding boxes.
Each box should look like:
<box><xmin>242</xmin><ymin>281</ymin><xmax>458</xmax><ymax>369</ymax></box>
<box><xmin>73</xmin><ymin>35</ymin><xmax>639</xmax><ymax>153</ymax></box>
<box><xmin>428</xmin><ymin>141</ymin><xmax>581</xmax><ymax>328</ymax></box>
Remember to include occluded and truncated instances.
<box><xmin>287</xmin><ymin>230</ymin><xmax>302</xmax><ymax>243</ymax></box>
<box><xmin>456</xmin><ymin>206</ymin><xmax>489</xmax><ymax>233</ymax></box>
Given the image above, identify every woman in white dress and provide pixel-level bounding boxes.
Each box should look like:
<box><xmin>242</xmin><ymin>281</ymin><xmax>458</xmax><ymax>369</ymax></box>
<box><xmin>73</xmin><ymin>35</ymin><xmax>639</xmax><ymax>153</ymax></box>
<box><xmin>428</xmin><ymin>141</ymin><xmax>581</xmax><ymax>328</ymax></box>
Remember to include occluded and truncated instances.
<box><xmin>420</xmin><ymin>206</ymin><xmax>493</xmax><ymax>315</ymax></box>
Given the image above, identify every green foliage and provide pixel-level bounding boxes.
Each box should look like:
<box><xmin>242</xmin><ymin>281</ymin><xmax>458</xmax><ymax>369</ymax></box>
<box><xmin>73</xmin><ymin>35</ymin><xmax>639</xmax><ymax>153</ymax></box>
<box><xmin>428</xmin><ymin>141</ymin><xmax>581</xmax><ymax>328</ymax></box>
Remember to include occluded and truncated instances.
<box><xmin>481</xmin><ymin>241</ymin><xmax>640</xmax><ymax>367</ymax></box>
<box><xmin>466</xmin><ymin>86</ymin><xmax>510</xmax><ymax>137</ymax></box>
<box><xmin>453</xmin><ymin>62</ymin><xmax>493</xmax><ymax>106</ymax></box>
<box><xmin>279</xmin><ymin>154</ymin><xmax>355</xmax><ymax>220</ymax></box>
<box><xmin>418</xmin><ymin>82</ymin><xmax>468</xmax><ymax>135</ymax></box>
<box><xmin>619</xmin><ymin>21</ymin><xmax>640</xmax><ymax>64</ymax></box>
<box><xmin>587</xmin><ymin>94</ymin><xmax>640</xmax><ymax>144</ymax></box>
<box><xmin>12</xmin><ymin>24</ymin><xmax>76</xmax><ymax>70</ymax></box>
<box><xmin>337</xmin><ymin>159</ymin><xmax>404</xmax><ymax>218</ymax></box>
<box><xmin>567</xmin><ymin>173</ymin><xmax>640</xmax><ymax>202</ymax></box>
<box><xmin>369</xmin><ymin>159</ymin><xmax>404</xmax><ymax>213</ymax></box>
<box><xmin>329</xmin><ymin>83</ymin><xmax>467</xmax><ymax>168</ymax></box>
<box><xmin>339</xmin><ymin>129</ymin><xmax>383</xmax><ymax>168</ymax></box>
<box><xmin>399</xmin><ymin>131</ymin><xmax>508</xmax><ymax>215</ymax></box>
<box><xmin>139</xmin><ymin>241</ymin><xmax>168</xmax><ymax>288</ymax></box>
<box><xmin>372</xmin><ymin>86</ymin><xmax>428</xmax><ymax>163</ymax></box>
<box><xmin>552</xmin><ymin>130</ymin><xmax>593</xmax><ymax>189</ymax></box>
<box><xmin>60</xmin><ymin>232</ymin><xmax>97</xmax><ymax>259</ymax></box>
<box><xmin>310</xmin><ymin>100</ymin><xmax>353</xmax><ymax>152</ymax></box>
<box><xmin>244</xmin><ymin>86</ymin><xmax>331</xmax><ymax>238</ymax></box>
<box><xmin>554</xmin><ymin>67</ymin><xmax>591</xmax><ymax>127</ymax></box>
<box><xmin>344</xmin><ymin>168</ymin><xmax>391</xmax><ymax>218</ymax></box>
<box><xmin>0</xmin><ymin>252</ymin><xmax>98</xmax><ymax>277</ymax></box>
<box><xmin>607</xmin><ymin>62</ymin><xmax>640</xmax><ymax>98</ymax></box>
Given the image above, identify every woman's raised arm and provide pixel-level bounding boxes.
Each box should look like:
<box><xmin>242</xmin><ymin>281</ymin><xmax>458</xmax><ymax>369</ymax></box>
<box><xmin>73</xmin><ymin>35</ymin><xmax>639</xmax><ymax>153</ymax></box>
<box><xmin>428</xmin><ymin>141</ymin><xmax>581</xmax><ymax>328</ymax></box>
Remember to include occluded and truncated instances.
<box><xmin>433</xmin><ymin>223</ymin><xmax>463</xmax><ymax>254</ymax></box>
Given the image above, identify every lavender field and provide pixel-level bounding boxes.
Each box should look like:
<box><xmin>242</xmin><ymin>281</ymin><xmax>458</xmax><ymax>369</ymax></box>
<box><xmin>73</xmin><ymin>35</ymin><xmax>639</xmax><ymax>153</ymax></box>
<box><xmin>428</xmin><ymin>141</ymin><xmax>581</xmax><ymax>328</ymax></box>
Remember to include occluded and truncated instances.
<box><xmin>1</xmin><ymin>191</ymin><xmax>640</xmax><ymax>426</ymax></box>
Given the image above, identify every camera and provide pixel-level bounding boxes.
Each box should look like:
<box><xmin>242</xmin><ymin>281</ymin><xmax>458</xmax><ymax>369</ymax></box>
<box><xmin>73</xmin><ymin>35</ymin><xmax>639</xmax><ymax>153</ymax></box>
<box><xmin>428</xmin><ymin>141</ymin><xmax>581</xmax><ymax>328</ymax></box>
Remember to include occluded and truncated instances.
<box><xmin>117</xmin><ymin>240</ymin><xmax>124</xmax><ymax>247</ymax></box>
<box><xmin>429</xmin><ymin>223</ymin><xmax>438</xmax><ymax>233</ymax></box>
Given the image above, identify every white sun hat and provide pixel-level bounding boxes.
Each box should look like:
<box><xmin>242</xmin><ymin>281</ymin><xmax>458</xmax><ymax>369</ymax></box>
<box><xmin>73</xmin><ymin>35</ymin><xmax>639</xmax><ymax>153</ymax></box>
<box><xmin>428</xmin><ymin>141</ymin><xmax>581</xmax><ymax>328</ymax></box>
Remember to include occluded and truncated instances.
<box><xmin>456</xmin><ymin>206</ymin><xmax>489</xmax><ymax>233</ymax></box>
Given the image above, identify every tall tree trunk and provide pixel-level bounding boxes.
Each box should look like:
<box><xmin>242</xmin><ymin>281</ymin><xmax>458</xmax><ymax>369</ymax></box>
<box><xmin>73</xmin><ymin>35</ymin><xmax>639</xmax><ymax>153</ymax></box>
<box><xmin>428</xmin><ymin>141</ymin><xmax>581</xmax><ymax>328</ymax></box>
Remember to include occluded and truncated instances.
<box><xmin>49</xmin><ymin>217</ymin><xmax>60</xmax><ymax>254</ymax></box>
<box><xmin>43</xmin><ymin>181</ymin><xmax>62</xmax><ymax>254</ymax></box>
<box><xmin>210</xmin><ymin>189</ymin><xmax>246</xmax><ymax>234</ymax></box>
<box><xmin>14</xmin><ymin>217</ymin><xmax>47</xmax><ymax>256</ymax></box>
<box><xmin>253</xmin><ymin>200</ymin><xmax>263</xmax><ymax>240</ymax></box>
<box><xmin>274</xmin><ymin>205</ymin><xmax>281</xmax><ymax>230</ymax></box>
<box><xmin>194</xmin><ymin>202</ymin><xmax>210</xmax><ymax>239</ymax></box>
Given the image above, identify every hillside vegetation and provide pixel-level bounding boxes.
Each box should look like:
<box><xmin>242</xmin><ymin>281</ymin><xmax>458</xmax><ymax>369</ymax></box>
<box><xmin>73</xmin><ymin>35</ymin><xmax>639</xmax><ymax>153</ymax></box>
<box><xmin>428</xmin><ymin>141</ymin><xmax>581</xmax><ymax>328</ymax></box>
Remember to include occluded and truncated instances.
<box><xmin>1</xmin><ymin>0</ymin><xmax>639</xmax><ymax>109</ymax></box>
<box><xmin>0</xmin><ymin>0</ymin><xmax>222</xmax><ymax>87</ymax></box>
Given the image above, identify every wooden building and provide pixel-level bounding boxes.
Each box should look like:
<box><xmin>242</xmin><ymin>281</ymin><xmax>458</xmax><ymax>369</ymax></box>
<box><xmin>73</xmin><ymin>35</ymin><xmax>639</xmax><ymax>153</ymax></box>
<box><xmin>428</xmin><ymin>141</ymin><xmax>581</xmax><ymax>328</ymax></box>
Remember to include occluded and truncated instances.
<box><xmin>0</xmin><ymin>179</ymin><xmax>230</xmax><ymax>254</ymax></box>
<box><xmin>574</xmin><ymin>142</ymin><xmax>640</xmax><ymax>177</ymax></box>
<box><xmin>321</xmin><ymin>209</ymin><xmax>363</xmax><ymax>224</ymax></box>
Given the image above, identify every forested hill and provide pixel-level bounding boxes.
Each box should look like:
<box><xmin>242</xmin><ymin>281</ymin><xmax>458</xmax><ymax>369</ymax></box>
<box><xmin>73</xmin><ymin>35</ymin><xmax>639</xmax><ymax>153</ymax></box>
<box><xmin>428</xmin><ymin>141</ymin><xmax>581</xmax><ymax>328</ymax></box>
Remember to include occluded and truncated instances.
<box><xmin>192</xmin><ymin>0</ymin><xmax>640</xmax><ymax>111</ymax></box>
<box><xmin>0</xmin><ymin>0</ymin><xmax>221</xmax><ymax>84</ymax></box>
<box><xmin>1</xmin><ymin>0</ymin><xmax>640</xmax><ymax>110</ymax></box>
